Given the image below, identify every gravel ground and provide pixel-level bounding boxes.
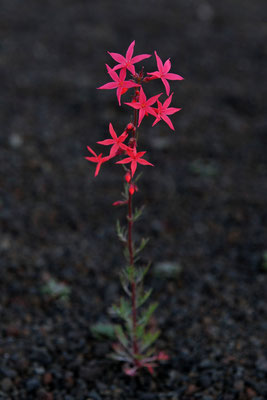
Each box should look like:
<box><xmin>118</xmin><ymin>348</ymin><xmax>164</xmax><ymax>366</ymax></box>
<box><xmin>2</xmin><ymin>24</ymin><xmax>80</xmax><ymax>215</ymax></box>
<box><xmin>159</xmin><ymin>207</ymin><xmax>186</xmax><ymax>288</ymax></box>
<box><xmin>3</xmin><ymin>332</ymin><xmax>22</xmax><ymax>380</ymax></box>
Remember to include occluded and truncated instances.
<box><xmin>0</xmin><ymin>0</ymin><xmax>266</xmax><ymax>399</ymax></box>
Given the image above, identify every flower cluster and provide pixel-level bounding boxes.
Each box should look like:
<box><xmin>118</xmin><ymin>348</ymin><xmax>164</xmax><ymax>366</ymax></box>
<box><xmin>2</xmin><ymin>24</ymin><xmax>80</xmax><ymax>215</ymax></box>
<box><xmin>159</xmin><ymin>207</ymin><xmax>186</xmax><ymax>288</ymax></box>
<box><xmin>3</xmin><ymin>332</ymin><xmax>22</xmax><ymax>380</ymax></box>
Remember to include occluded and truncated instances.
<box><xmin>86</xmin><ymin>41</ymin><xmax>183</xmax><ymax>376</ymax></box>
<box><xmin>86</xmin><ymin>40</ymin><xmax>183</xmax><ymax>179</ymax></box>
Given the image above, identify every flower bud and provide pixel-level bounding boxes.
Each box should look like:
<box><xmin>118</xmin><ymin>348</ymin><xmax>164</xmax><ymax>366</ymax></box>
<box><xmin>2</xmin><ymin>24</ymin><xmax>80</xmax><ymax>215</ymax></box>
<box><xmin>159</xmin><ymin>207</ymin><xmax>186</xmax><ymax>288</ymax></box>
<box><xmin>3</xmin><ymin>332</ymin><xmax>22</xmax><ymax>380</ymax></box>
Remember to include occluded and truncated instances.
<box><xmin>129</xmin><ymin>184</ymin><xmax>135</xmax><ymax>195</ymax></box>
<box><xmin>112</xmin><ymin>200</ymin><xmax>127</xmax><ymax>206</ymax></box>
<box><xmin>125</xmin><ymin>172</ymin><xmax>131</xmax><ymax>183</ymax></box>
<box><xmin>126</xmin><ymin>123</ymin><xmax>135</xmax><ymax>132</ymax></box>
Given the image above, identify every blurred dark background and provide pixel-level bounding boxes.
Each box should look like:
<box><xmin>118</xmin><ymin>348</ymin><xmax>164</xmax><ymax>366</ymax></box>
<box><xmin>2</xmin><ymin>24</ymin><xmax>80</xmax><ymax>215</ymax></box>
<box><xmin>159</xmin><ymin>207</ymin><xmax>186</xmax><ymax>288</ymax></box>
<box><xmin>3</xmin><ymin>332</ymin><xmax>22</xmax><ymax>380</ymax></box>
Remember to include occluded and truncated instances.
<box><xmin>0</xmin><ymin>0</ymin><xmax>267</xmax><ymax>398</ymax></box>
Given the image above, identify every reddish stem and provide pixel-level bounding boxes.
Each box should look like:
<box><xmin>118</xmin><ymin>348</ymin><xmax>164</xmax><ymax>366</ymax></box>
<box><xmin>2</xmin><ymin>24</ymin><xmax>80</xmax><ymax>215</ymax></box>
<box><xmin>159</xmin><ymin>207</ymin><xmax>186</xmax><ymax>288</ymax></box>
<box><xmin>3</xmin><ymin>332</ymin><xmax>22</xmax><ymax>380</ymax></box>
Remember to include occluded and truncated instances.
<box><xmin>127</xmin><ymin>90</ymin><xmax>139</xmax><ymax>361</ymax></box>
<box><xmin>128</xmin><ymin>190</ymin><xmax>139</xmax><ymax>359</ymax></box>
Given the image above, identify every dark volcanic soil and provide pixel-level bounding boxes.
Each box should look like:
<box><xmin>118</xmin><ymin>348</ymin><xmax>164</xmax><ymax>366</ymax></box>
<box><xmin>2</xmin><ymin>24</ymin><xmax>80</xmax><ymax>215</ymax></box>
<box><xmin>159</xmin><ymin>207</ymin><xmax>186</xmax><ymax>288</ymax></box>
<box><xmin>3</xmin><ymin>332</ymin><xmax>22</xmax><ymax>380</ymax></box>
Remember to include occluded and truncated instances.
<box><xmin>0</xmin><ymin>0</ymin><xmax>267</xmax><ymax>399</ymax></box>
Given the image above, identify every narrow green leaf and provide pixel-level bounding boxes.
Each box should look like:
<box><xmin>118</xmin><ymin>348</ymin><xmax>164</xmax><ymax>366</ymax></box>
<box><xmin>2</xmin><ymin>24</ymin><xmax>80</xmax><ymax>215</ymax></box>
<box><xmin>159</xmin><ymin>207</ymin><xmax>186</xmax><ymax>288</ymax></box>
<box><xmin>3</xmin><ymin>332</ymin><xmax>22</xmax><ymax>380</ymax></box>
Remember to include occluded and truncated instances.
<box><xmin>116</xmin><ymin>220</ymin><xmax>127</xmax><ymax>243</ymax></box>
<box><xmin>137</xmin><ymin>288</ymin><xmax>153</xmax><ymax>308</ymax></box>
<box><xmin>133</xmin><ymin>205</ymin><xmax>145</xmax><ymax>222</ymax></box>
<box><xmin>136</xmin><ymin>323</ymin><xmax>145</xmax><ymax>339</ymax></box>
<box><xmin>91</xmin><ymin>322</ymin><xmax>116</xmax><ymax>340</ymax></box>
<box><xmin>139</xmin><ymin>302</ymin><xmax>158</xmax><ymax>327</ymax></box>
<box><xmin>133</xmin><ymin>171</ymin><xmax>143</xmax><ymax>183</ymax></box>
<box><xmin>135</xmin><ymin>237</ymin><xmax>150</xmax><ymax>255</ymax></box>
<box><xmin>136</xmin><ymin>262</ymin><xmax>151</xmax><ymax>283</ymax></box>
<box><xmin>119</xmin><ymin>272</ymin><xmax>130</xmax><ymax>296</ymax></box>
<box><xmin>124</xmin><ymin>265</ymin><xmax>135</xmax><ymax>281</ymax></box>
<box><xmin>114</xmin><ymin>324</ymin><xmax>129</xmax><ymax>349</ymax></box>
<box><xmin>140</xmin><ymin>330</ymin><xmax>160</xmax><ymax>353</ymax></box>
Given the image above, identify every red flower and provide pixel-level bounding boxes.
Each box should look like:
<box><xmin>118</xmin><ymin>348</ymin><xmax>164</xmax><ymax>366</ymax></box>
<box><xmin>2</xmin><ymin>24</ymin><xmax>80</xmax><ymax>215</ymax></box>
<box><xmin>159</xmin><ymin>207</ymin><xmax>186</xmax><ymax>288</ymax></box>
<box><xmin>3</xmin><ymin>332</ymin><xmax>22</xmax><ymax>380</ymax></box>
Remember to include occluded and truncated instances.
<box><xmin>97</xmin><ymin>123</ymin><xmax>128</xmax><ymax>157</ymax></box>
<box><xmin>116</xmin><ymin>145</ymin><xmax>154</xmax><ymax>176</ymax></box>
<box><xmin>85</xmin><ymin>146</ymin><xmax>110</xmax><ymax>177</ymax></box>
<box><xmin>98</xmin><ymin>64</ymin><xmax>140</xmax><ymax>106</ymax></box>
<box><xmin>125</xmin><ymin>87</ymin><xmax>162</xmax><ymax>127</ymax></box>
<box><xmin>152</xmin><ymin>93</ymin><xmax>181</xmax><ymax>130</ymax></box>
<box><xmin>147</xmin><ymin>51</ymin><xmax>183</xmax><ymax>96</ymax></box>
<box><xmin>108</xmin><ymin>40</ymin><xmax>151</xmax><ymax>75</ymax></box>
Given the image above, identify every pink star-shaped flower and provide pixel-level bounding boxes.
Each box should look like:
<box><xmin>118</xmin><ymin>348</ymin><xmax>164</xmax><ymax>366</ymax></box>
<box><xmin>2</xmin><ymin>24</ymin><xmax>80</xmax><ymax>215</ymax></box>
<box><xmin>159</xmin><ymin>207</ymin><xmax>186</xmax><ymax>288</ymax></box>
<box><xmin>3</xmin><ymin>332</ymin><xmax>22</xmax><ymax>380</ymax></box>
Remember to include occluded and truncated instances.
<box><xmin>152</xmin><ymin>93</ymin><xmax>181</xmax><ymax>130</ymax></box>
<box><xmin>85</xmin><ymin>146</ymin><xmax>110</xmax><ymax>177</ymax></box>
<box><xmin>125</xmin><ymin>87</ymin><xmax>162</xmax><ymax>127</ymax></box>
<box><xmin>98</xmin><ymin>64</ymin><xmax>140</xmax><ymax>106</ymax></box>
<box><xmin>97</xmin><ymin>123</ymin><xmax>128</xmax><ymax>157</ymax></box>
<box><xmin>116</xmin><ymin>145</ymin><xmax>154</xmax><ymax>176</ymax></box>
<box><xmin>147</xmin><ymin>51</ymin><xmax>183</xmax><ymax>96</ymax></box>
<box><xmin>108</xmin><ymin>40</ymin><xmax>151</xmax><ymax>75</ymax></box>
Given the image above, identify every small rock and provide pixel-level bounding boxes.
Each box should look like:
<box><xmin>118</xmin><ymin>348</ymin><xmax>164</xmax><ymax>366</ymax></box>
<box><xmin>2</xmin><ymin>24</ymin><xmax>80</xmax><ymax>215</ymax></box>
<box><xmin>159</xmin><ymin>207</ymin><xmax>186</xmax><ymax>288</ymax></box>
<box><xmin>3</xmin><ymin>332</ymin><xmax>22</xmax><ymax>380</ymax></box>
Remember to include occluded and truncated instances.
<box><xmin>1</xmin><ymin>377</ymin><xmax>13</xmax><ymax>392</ymax></box>
<box><xmin>256</xmin><ymin>357</ymin><xmax>267</xmax><ymax>373</ymax></box>
<box><xmin>26</xmin><ymin>377</ymin><xmax>40</xmax><ymax>392</ymax></box>
<box><xmin>199</xmin><ymin>359</ymin><xmax>214</xmax><ymax>369</ymax></box>
<box><xmin>9</xmin><ymin>133</ymin><xmax>23</xmax><ymax>148</ymax></box>
<box><xmin>35</xmin><ymin>366</ymin><xmax>45</xmax><ymax>375</ymax></box>
<box><xmin>43</xmin><ymin>372</ymin><xmax>53</xmax><ymax>385</ymax></box>
<box><xmin>186</xmin><ymin>384</ymin><xmax>199</xmax><ymax>395</ymax></box>
<box><xmin>246</xmin><ymin>387</ymin><xmax>257</xmax><ymax>398</ymax></box>
<box><xmin>199</xmin><ymin>374</ymin><xmax>212</xmax><ymax>388</ymax></box>
<box><xmin>0</xmin><ymin>368</ymin><xmax>17</xmax><ymax>379</ymax></box>
<box><xmin>37</xmin><ymin>389</ymin><xmax>53</xmax><ymax>400</ymax></box>
<box><xmin>234</xmin><ymin>379</ymin><xmax>244</xmax><ymax>392</ymax></box>
<box><xmin>87</xmin><ymin>390</ymin><xmax>102</xmax><ymax>400</ymax></box>
<box><xmin>153</xmin><ymin>261</ymin><xmax>183</xmax><ymax>278</ymax></box>
<box><xmin>64</xmin><ymin>371</ymin><xmax>74</xmax><ymax>388</ymax></box>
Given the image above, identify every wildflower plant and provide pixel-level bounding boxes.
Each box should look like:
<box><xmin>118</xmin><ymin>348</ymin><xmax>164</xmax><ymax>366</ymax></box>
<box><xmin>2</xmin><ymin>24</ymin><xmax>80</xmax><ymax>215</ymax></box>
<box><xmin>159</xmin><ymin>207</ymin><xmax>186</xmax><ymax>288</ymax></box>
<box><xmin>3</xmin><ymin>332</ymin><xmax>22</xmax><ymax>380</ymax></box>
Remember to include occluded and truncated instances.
<box><xmin>86</xmin><ymin>41</ymin><xmax>183</xmax><ymax>376</ymax></box>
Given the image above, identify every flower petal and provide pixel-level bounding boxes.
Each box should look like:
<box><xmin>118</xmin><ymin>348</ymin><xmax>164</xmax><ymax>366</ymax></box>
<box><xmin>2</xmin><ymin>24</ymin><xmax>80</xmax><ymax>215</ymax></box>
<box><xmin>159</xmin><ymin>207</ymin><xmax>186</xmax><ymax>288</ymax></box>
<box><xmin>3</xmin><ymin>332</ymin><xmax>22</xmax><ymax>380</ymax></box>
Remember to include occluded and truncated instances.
<box><xmin>162</xmin><ymin>114</ymin><xmax>174</xmax><ymax>130</ymax></box>
<box><xmin>86</xmin><ymin>145</ymin><xmax>97</xmax><ymax>157</ymax></box>
<box><xmin>161</xmin><ymin>77</ymin><xmax>170</xmax><ymax>96</ymax></box>
<box><xmin>165</xmin><ymin>107</ymin><xmax>181</xmax><ymax>115</ymax></box>
<box><xmin>127</xmin><ymin>64</ymin><xmax>136</xmax><ymax>75</ymax></box>
<box><xmin>106</xmin><ymin>64</ymin><xmax>119</xmax><ymax>82</ymax></box>
<box><xmin>124</xmin><ymin>101</ymin><xmax>141</xmax><ymax>110</ymax></box>
<box><xmin>126</xmin><ymin>40</ymin><xmax>135</xmax><ymax>60</ymax></box>
<box><xmin>165</xmin><ymin>72</ymin><xmax>184</xmax><ymax>80</ymax></box>
<box><xmin>124</xmin><ymin>81</ymin><xmax>140</xmax><ymax>88</ymax></box>
<box><xmin>147</xmin><ymin>71</ymin><xmax>161</xmax><ymax>78</ymax></box>
<box><xmin>137</xmin><ymin>158</ymin><xmax>154</xmax><ymax>166</ymax></box>
<box><xmin>116</xmin><ymin>157</ymin><xmax>132</xmax><ymax>164</ymax></box>
<box><xmin>108</xmin><ymin>52</ymin><xmax>125</xmax><ymax>64</ymax></box>
<box><xmin>98</xmin><ymin>82</ymin><xmax>119</xmax><ymax>90</ymax></box>
<box><xmin>131</xmin><ymin>54</ymin><xmax>151</xmax><ymax>63</ymax></box>
<box><xmin>113</xmin><ymin>63</ymin><xmax>123</xmax><ymax>71</ymax></box>
<box><xmin>146</xmin><ymin>93</ymin><xmax>162</xmax><ymax>106</ymax></box>
<box><xmin>97</xmin><ymin>139</ymin><xmax>114</xmax><ymax>145</ymax></box>
<box><xmin>138</xmin><ymin>86</ymin><xmax>146</xmax><ymax>103</ymax></box>
<box><xmin>85</xmin><ymin>156</ymin><xmax>97</xmax><ymax>162</ymax></box>
<box><xmin>109</xmin><ymin>144</ymin><xmax>119</xmax><ymax>157</ymax></box>
<box><xmin>154</xmin><ymin>51</ymin><xmax>163</xmax><ymax>72</ymax></box>
<box><xmin>163</xmin><ymin>93</ymin><xmax>173</xmax><ymax>108</ymax></box>
<box><xmin>109</xmin><ymin>122</ymin><xmax>117</xmax><ymax>140</ymax></box>
<box><xmin>138</xmin><ymin>108</ymin><xmax>145</xmax><ymax>126</ymax></box>
<box><xmin>131</xmin><ymin>160</ymin><xmax>137</xmax><ymax>176</ymax></box>
<box><xmin>116</xmin><ymin>87</ymin><xmax>123</xmax><ymax>106</ymax></box>
<box><xmin>152</xmin><ymin>116</ymin><xmax>161</xmax><ymax>127</ymax></box>
<box><xmin>136</xmin><ymin>151</ymin><xmax>146</xmax><ymax>157</ymax></box>
<box><xmin>146</xmin><ymin>106</ymin><xmax>157</xmax><ymax>117</ymax></box>
<box><xmin>163</xmin><ymin>58</ymin><xmax>171</xmax><ymax>74</ymax></box>
<box><xmin>95</xmin><ymin>161</ymin><xmax>102</xmax><ymax>177</ymax></box>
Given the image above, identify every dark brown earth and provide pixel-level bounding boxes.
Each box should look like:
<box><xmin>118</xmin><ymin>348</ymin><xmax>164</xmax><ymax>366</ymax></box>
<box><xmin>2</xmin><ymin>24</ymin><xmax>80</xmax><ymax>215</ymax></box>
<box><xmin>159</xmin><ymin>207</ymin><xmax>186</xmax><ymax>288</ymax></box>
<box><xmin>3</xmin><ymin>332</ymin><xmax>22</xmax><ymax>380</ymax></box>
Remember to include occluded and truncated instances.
<box><xmin>0</xmin><ymin>0</ymin><xmax>267</xmax><ymax>399</ymax></box>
